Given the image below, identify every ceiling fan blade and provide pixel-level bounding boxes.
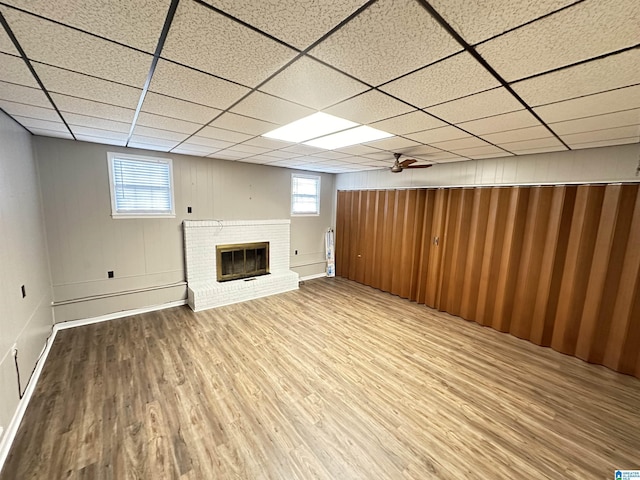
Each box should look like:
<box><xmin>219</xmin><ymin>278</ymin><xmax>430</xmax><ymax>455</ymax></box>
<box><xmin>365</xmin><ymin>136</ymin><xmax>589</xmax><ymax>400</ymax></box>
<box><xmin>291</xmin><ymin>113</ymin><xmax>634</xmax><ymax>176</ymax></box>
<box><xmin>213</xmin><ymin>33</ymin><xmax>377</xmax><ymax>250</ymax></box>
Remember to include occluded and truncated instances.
<box><xmin>405</xmin><ymin>164</ymin><xmax>433</xmax><ymax>169</ymax></box>
<box><xmin>399</xmin><ymin>159</ymin><xmax>417</xmax><ymax>167</ymax></box>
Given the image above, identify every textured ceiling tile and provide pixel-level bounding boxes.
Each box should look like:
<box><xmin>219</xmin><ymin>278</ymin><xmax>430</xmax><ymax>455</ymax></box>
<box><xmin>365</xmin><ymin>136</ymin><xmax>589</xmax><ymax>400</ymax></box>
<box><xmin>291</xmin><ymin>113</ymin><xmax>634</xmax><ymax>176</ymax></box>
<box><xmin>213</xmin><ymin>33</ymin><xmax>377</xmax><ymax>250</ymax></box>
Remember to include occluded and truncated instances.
<box><xmin>174</xmin><ymin>141</ymin><xmax>224</xmax><ymax>154</ymax></box>
<box><xmin>325</xmin><ymin>90</ymin><xmax>413</xmax><ymax>124</ymax></box>
<box><xmin>243</xmin><ymin>136</ymin><xmax>292</xmax><ymax>150</ymax></box>
<box><xmin>149</xmin><ymin>60</ymin><xmax>249</xmax><ymax>110</ymax></box>
<box><xmin>0</xmin><ymin>52</ymin><xmax>38</xmax><ymax>87</ymax></box>
<box><xmin>0</xmin><ymin>26</ymin><xmax>18</xmax><ymax>55</ymax></box>
<box><xmin>231</xmin><ymin>144</ymin><xmax>271</xmax><ymax>155</ymax></box>
<box><xmin>498</xmin><ymin>136</ymin><xmax>565</xmax><ymax>152</ymax></box>
<box><xmin>170</xmin><ymin>146</ymin><xmax>211</xmax><ymax>157</ymax></box>
<box><xmin>2</xmin><ymin>8</ymin><xmax>152</xmax><ymax>87</ymax></box>
<box><xmin>369</xmin><ymin>111</ymin><xmax>446</xmax><ymax>135</ymax></box>
<box><xmin>363</xmin><ymin>136</ymin><xmax>420</xmax><ymax>151</ymax></box>
<box><xmin>34</xmin><ymin>63</ymin><xmax>142</xmax><ymax>108</ymax></box>
<box><xmin>132</xmin><ymin>125</ymin><xmax>190</xmax><ymax>142</ymax></box>
<box><xmin>13</xmin><ymin>115</ymin><xmax>69</xmax><ymax>133</ymax></box>
<box><xmin>261</xmin><ymin>150</ymin><xmax>301</xmax><ymax>159</ymax></box>
<box><xmin>451</xmin><ymin>145</ymin><xmax>511</xmax><ymax>158</ymax></box>
<box><xmin>259</xmin><ymin>56</ymin><xmax>369</xmax><ymax>110</ymax></box>
<box><xmin>335</xmin><ymin>144</ymin><xmax>383</xmax><ymax>156</ymax></box>
<box><xmin>310</xmin><ymin>151</ymin><xmax>350</xmax><ymax>160</ymax></box>
<box><xmin>211</xmin><ymin>148</ymin><xmax>250</xmax><ymax>159</ymax></box>
<box><xmin>0</xmin><ymin>100</ymin><xmax>58</xmax><ymax>121</ymax></box>
<box><xmin>51</xmin><ymin>94</ymin><xmax>135</xmax><ymax>123</ymax></box>
<box><xmin>396</xmin><ymin>145</ymin><xmax>445</xmax><ymax>158</ymax></box>
<box><xmin>477</xmin><ymin>0</ymin><xmax>640</xmax><ymax>81</ymax></box>
<box><xmin>512</xmin><ymin>49</ymin><xmax>640</xmax><ymax>106</ymax></box>
<box><xmin>64</xmin><ymin>113</ymin><xmax>130</xmax><ymax>133</ymax></box>
<box><xmin>430</xmin><ymin>136</ymin><xmax>490</xmax><ymax>151</ymax></box>
<box><xmin>467</xmin><ymin>151</ymin><xmax>514</xmax><ymax>160</ymax></box>
<box><xmin>141</xmin><ymin>92</ymin><xmax>222</xmax><ymax>125</ymax></box>
<box><xmin>128</xmin><ymin>134</ymin><xmax>181</xmax><ymax>149</ymax></box>
<box><xmin>309</xmin><ymin>0</ymin><xmax>462</xmax><ymax>86</ymax></box>
<box><xmin>187</xmin><ymin>136</ymin><xmax>235</xmax><ymax>150</ymax></box>
<box><xmin>209</xmin><ymin>112</ymin><xmax>278</xmax><ymax>136</ymax></box>
<box><xmin>560</xmin><ymin>125</ymin><xmax>640</xmax><ymax>145</ymax></box>
<box><xmin>426</xmin><ymin>87</ymin><xmax>523</xmax><ymax>124</ymax></box>
<box><xmin>568</xmin><ymin>136</ymin><xmax>639</xmax><ymax>150</ymax></box>
<box><xmin>429</xmin><ymin>0</ymin><xmax>576</xmax><ymax>45</ymax></box>
<box><xmin>161</xmin><ymin>1</ymin><xmax>296</xmax><ymax>87</ymax></box>
<box><xmin>75</xmin><ymin>133</ymin><xmax>127</xmax><ymax>146</ymax></box>
<box><xmin>481</xmin><ymin>125</ymin><xmax>552</xmax><ymax>144</ymax></box>
<box><xmin>457</xmin><ymin>110</ymin><xmax>542</xmax><ymax>136</ymax></box>
<box><xmin>550</xmin><ymin>109</ymin><xmax>640</xmax><ymax>135</ymax></box>
<box><xmin>533</xmin><ymin>85</ymin><xmax>640</xmax><ymax>123</ymax></box>
<box><xmin>238</xmin><ymin>154</ymin><xmax>282</xmax><ymax>164</ymax></box>
<box><xmin>71</xmin><ymin>127</ymin><xmax>128</xmax><ymax>142</ymax></box>
<box><xmin>25</xmin><ymin>127</ymin><xmax>74</xmax><ymax>139</ymax></box>
<box><xmin>379</xmin><ymin>52</ymin><xmax>500</xmax><ymax>108</ymax></box>
<box><xmin>0</xmin><ymin>81</ymin><xmax>49</xmax><ymax>107</ymax></box>
<box><xmin>406</xmin><ymin>126</ymin><xmax>468</xmax><ymax>144</ymax></box>
<box><xmin>136</xmin><ymin>112</ymin><xmax>201</xmax><ymax>135</ymax></box>
<box><xmin>198</xmin><ymin>125</ymin><xmax>253</xmax><ymax>144</ymax></box>
<box><xmin>203</xmin><ymin>0</ymin><xmax>369</xmax><ymax>49</ymax></box>
<box><xmin>230</xmin><ymin>91</ymin><xmax>314</xmax><ymax>125</ymax></box>
<box><xmin>1</xmin><ymin>0</ymin><xmax>170</xmax><ymax>53</ymax></box>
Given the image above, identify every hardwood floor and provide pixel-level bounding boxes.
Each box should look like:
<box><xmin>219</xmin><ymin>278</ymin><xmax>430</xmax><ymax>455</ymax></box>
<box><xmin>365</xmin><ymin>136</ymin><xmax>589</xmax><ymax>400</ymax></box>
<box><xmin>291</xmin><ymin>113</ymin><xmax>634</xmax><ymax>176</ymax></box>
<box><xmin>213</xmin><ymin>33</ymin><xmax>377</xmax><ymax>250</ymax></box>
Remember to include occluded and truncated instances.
<box><xmin>2</xmin><ymin>277</ymin><xmax>639</xmax><ymax>479</ymax></box>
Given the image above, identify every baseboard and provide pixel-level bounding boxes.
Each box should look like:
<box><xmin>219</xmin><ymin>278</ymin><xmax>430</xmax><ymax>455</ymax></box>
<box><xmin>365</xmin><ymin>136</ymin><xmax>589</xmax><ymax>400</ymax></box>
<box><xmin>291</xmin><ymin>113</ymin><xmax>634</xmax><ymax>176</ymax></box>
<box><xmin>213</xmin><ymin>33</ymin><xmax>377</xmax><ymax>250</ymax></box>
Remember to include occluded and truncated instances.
<box><xmin>55</xmin><ymin>299</ymin><xmax>188</xmax><ymax>330</ymax></box>
<box><xmin>299</xmin><ymin>272</ymin><xmax>327</xmax><ymax>281</ymax></box>
<box><xmin>0</xmin><ymin>298</ymin><xmax>187</xmax><ymax>474</ymax></box>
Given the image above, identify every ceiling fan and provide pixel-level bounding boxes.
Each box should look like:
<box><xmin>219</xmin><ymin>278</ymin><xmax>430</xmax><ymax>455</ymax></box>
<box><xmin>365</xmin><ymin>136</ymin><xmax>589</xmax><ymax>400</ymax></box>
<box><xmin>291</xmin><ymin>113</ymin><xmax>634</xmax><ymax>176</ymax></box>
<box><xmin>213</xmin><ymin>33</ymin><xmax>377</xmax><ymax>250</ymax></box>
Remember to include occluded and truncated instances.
<box><xmin>390</xmin><ymin>153</ymin><xmax>433</xmax><ymax>173</ymax></box>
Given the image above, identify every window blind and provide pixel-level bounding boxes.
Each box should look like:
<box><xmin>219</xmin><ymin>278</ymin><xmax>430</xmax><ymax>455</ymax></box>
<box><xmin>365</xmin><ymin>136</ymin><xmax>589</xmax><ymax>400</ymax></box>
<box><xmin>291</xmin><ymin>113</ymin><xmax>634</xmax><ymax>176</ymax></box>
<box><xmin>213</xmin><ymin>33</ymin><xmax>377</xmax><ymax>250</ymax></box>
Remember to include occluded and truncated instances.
<box><xmin>111</xmin><ymin>157</ymin><xmax>173</xmax><ymax>214</ymax></box>
<box><xmin>292</xmin><ymin>175</ymin><xmax>320</xmax><ymax>214</ymax></box>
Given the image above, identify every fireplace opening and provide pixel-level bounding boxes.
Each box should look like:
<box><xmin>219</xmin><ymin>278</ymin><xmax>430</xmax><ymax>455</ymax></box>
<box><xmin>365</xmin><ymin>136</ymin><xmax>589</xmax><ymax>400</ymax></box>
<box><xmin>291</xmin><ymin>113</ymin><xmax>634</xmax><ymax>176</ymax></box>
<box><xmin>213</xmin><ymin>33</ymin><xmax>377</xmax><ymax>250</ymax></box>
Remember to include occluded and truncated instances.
<box><xmin>216</xmin><ymin>242</ymin><xmax>269</xmax><ymax>282</ymax></box>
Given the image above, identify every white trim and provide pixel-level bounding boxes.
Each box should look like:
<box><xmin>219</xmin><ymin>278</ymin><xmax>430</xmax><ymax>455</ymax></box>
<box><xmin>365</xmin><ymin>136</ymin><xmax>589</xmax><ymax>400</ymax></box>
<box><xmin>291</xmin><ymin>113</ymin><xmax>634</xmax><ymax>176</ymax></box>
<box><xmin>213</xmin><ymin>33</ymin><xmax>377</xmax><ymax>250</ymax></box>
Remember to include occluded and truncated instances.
<box><xmin>0</xmin><ymin>298</ymin><xmax>186</xmax><ymax>473</ymax></box>
<box><xmin>299</xmin><ymin>272</ymin><xmax>327</xmax><ymax>281</ymax></box>
<box><xmin>291</xmin><ymin>173</ymin><xmax>321</xmax><ymax>216</ymax></box>
<box><xmin>55</xmin><ymin>299</ymin><xmax>187</xmax><ymax>330</ymax></box>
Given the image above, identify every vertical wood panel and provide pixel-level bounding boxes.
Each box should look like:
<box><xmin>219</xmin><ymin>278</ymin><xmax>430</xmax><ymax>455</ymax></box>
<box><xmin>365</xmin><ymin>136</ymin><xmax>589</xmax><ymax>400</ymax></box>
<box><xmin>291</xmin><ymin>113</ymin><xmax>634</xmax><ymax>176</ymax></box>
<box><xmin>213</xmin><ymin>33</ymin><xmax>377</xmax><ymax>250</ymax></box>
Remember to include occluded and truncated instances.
<box><xmin>362</xmin><ymin>190</ymin><xmax>378</xmax><ymax>287</ymax></box>
<box><xmin>409</xmin><ymin>190</ymin><xmax>427</xmax><ymax>301</ymax></box>
<box><xmin>372</xmin><ymin>190</ymin><xmax>386</xmax><ymax>290</ymax></box>
<box><xmin>415</xmin><ymin>190</ymin><xmax>436</xmax><ymax>304</ymax></box>
<box><xmin>335</xmin><ymin>191</ymin><xmax>349</xmax><ymax>278</ymax></box>
<box><xmin>424</xmin><ymin>189</ymin><xmax>447</xmax><ymax>308</ymax></box>
<box><xmin>348</xmin><ymin>191</ymin><xmax>362</xmax><ymax>281</ymax></box>
<box><xmin>380</xmin><ymin>190</ymin><xmax>396</xmax><ymax>293</ymax></box>
<box><xmin>391</xmin><ymin>190</ymin><xmax>409</xmax><ymax>297</ymax></box>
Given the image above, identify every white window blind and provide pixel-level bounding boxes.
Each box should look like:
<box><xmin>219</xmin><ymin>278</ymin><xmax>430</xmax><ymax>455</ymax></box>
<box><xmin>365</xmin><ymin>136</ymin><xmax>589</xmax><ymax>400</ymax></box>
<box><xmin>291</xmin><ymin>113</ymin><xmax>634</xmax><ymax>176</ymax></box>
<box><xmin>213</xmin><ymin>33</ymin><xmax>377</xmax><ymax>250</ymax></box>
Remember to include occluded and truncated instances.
<box><xmin>107</xmin><ymin>153</ymin><xmax>175</xmax><ymax>217</ymax></box>
<box><xmin>291</xmin><ymin>174</ymin><xmax>320</xmax><ymax>215</ymax></box>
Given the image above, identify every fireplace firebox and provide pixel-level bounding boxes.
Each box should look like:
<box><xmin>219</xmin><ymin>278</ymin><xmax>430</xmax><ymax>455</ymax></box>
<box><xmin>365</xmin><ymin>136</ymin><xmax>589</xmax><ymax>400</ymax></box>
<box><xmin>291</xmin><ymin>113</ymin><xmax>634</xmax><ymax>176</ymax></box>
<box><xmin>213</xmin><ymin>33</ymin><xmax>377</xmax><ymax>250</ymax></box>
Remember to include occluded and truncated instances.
<box><xmin>216</xmin><ymin>242</ymin><xmax>269</xmax><ymax>282</ymax></box>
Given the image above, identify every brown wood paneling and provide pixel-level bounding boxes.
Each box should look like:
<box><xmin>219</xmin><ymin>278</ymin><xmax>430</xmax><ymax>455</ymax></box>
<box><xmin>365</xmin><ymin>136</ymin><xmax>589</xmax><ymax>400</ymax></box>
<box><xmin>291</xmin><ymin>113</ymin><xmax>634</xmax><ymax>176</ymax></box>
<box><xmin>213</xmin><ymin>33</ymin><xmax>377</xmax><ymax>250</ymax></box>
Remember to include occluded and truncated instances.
<box><xmin>424</xmin><ymin>189</ymin><xmax>447</xmax><ymax>308</ymax></box>
<box><xmin>408</xmin><ymin>190</ymin><xmax>427</xmax><ymax>301</ymax></box>
<box><xmin>335</xmin><ymin>191</ymin><xmax>349</xmax><ymax>277</ymax></box>
<box><xmin>348</xmin><ymin>191</ymin><xmax>362</xmax><ymax>281</ymax></box>
<box><xmin>372</xmin><ymin>190</ymin><xmax>386</xmax><ymax>290</ymax></box>
<box><xmin>380</xmin><ymin>190</ymin><xmax>396</xmax><ymax>293</ymax></box>
<box><xmin>362</xmin><ymin>190</ymin><xmax>378</xmax><ymax>287</ymax></box>
<box><xmin>415</xmin><ymin>190</ymin><xmax>436</xmax><ymax>304</ymax></box>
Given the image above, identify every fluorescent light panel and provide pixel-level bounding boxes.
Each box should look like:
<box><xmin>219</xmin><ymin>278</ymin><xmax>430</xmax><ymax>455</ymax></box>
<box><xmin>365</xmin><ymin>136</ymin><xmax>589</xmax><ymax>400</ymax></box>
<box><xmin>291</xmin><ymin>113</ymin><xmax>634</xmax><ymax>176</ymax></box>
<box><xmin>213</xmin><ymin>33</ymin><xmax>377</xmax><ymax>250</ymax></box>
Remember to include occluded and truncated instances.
<box><xmin>304</xmin><ymin>125</ymin><xmax>393</xmax><ymax>150</ymax></box>
<box><xmin>262</xmin><ymin>112</ymin><xmax>358</xmax><ymax>143</ymax></box>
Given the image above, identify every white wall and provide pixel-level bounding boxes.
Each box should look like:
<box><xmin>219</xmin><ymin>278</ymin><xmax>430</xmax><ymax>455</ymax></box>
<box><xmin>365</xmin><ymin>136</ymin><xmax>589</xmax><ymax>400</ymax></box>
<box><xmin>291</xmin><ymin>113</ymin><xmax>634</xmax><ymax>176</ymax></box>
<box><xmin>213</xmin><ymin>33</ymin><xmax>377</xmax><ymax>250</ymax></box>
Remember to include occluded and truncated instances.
<box><xmin>34</xmin><ymin>137</ymin><xmax>335</xmax><ymax>322</ymax></box>
<box><xmin>0</xmin><ymin>111</ymin><xmax>53</xmax><ymax>439</ymax></box>
<box><xmin>336</xmin><ymin>144</ymin><xmax>640</xmax><ymax>190</ymax></box>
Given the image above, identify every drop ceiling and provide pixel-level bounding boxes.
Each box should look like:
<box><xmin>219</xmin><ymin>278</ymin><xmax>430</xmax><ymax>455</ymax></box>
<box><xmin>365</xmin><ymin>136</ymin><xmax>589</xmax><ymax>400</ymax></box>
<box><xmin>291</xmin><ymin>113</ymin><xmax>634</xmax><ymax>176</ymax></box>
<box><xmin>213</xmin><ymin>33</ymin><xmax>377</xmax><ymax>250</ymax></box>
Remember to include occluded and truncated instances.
<box><xmin>0</xmin><ymin>0</ymin><xmax>638</xmax><ymax>174</ymax></box>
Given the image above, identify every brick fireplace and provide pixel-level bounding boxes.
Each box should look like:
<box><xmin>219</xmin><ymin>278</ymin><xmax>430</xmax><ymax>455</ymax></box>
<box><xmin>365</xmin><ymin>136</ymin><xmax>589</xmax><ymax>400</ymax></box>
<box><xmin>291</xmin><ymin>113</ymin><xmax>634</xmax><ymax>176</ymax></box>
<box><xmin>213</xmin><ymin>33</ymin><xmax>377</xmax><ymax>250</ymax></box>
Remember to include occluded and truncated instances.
<box><xmin>183</xmin><ymin>219</ymin><xmax>299</xmax><ymax>311</ymax></box>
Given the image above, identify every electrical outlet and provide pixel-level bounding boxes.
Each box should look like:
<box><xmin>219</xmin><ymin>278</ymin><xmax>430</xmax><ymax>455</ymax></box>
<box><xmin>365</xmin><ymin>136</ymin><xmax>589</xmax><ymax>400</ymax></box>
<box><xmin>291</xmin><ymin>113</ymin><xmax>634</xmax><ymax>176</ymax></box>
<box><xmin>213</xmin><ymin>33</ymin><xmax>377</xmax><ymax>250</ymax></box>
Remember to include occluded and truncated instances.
<box><xmin>108</xmin><ymin>271</ymin><xmax>114</xmax><ymax>278</ymax></box>
<box><xmin>11</xmin><ymin>343</ymin><xmax>17</xmax><ymax>357</ymax></box>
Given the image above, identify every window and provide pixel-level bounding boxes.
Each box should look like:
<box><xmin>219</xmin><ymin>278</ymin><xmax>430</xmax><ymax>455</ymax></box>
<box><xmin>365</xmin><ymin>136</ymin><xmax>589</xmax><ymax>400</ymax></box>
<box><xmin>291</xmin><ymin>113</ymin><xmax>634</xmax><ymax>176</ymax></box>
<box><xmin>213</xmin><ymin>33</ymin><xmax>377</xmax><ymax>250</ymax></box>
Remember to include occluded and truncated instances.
<box><xmin>107</xmin><ymin>152</ymin><xmax>175</xmax><ymax>218</ymax></box>
<box><xmin>291</xmin><ymin>174</ymin><xmax>320</xmax><ymax>215</ymax></box>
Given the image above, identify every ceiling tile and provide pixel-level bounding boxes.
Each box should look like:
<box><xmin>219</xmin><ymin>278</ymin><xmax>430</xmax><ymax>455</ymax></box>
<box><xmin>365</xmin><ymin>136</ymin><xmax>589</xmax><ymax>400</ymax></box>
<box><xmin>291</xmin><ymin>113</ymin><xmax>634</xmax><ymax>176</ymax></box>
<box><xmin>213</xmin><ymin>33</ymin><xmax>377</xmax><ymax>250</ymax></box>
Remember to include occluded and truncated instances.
<box><xmin>230</xmin><ymin>91</ymin><xmax>314</xmax><ymax>125</ymax></box>
<box><xmin>1</xmin><ymin>0</ymin><xmax>170</xmax><ymax>53</ymax></box>
<box><xmin>499</xmin><ymin>136</ymin><xmax>565</xmax><ymax>152</ymax></box>
<box><xmin>132</xmin><ymin>125</ymin><xmax>189</xmax><ymax>142</ymax></box>
<box><xmin>149</xmin><ymin>60</ymin><xmax>250</xmax><ymax>110</ymax></box>
<box><xmin>310</xmin><ymin>151</ymin><xmax>351</xmax><ymax>160</ymax></box>
<box><xmin>468</xmin><ymin>151</ymin><xmax>514</xmax><ymax>160</ymax></box>
<box><xmin>396</xmin><ymin>144</ymin><xmax>446</xmax><ymax>158</ymax></box>
<box><xmin>34</xmin><ymin>63</ymin><xmax>141</xmax><ymax>108</ymax></box>
<box><xmin>198</xmin><ymin>125</ymin><xmax>253</xmax><ymax>143</ymax></box>
<box><xmin>561</xmin><ymin>125</ymin><xmax>640</xmax><ymax>145</ymax></box>
<box><xmin>430</xmin><ymin>136</ymin><xmax>490</xmax><ymax>151</ymax></box>
<box><xmin>51</xmin><ymin>94</ymin><xmax>135</xmax><ymax>123</ymax></box>
<box><xmin>202</xmin><ymin>0</ymin><xmax>369</xmax><ymax>49</ymax></box>
<box><xmin>75</xmin><ymin>133</ymin><xmax>126</xmax><ymax>146</ymax></box>
<box><xmin>71</xmin><ymin>127</ymin><xmax>129</xmax><ymax>142</ymax></box>
<box><xmin>363</xmin><ymin>136</ymin><xmax>420</xmax><ymax>151</ymax></box>
<box><xmin>242</xmin><ymin>136</ymin><xmax>292</xmax><ymax>150</ymax></box>
<box><xmin>568</xmin><ymin>136</ymin><xmax>639</xmax><ymax>150</ymax></box>
<box><xmin>534</xmin><ymin>85</ymin><xmax>640</xmax><ymax>123</ymax></box>
<box><xmin>481</xmin><ymin>125</ymin><xmax>552</xmax><ymax>144</ymax></box>
<box><xmin>259</xmin><ymin>56</ymin><xmax>369</xmax><ymax>110</ymax></box>
<box><xmin>0</xmin><ymin>52</ymin><xmax>38</xmax><ymax>87</ymax></box>
<box><xmin>2</xmin><ymin>8</ymin><xmax>152</xmax><ymax>87</ymax></box>
<box><xmin>230</xmin><ymin>144</ymin><xmax>271</xmax><ymax>155</ymax></box>
<box><xmin>450</xmin><ymin>145</ymin><xmax>510</xmax><ymax>158</ymax></box>
<box><xmin>210</xmin><ymin>148</ymin><xmax>250</xmax><ymax>159</ymax></box>
<box><xmin>261</xmin><ymin>150</ymin><xmax>301</xmax><ymax>159</ymax></box>
<box><xmin>280</xmin><ymin>144</ymin><xmax>325</xmax><ymax>155</ymax></box>
<box><xmin>425</xmin><ymin>87</ymin><xmax>523</xmax><ymax>124</ymax></box>
<box><xmin>429</xmin><ymin>0</ymin><xmax>576</xmax><ymax>45</ymax></box>
<box><xmin>406</xmin><ymin>126</ymin><xmax>468</xmax><ymax>144</ymax></box>
<box><xmin>161</xmin><ymin>0</ymin><xmax>296</xmax><ymax>87</ymax></box>
<box><xmin>187</xmin><ymin>136</ymin><xmax>235</xmax><ymax>150</ymax></box>
<box><xmin>0</xmin><ymin>26</ymin><xmax>18</xmax><ymax>55</ymax></box>
<box><xmin>136</xmin><ymin>111</ymin><xmax>201</xmax><ymax>135</ymax></box>
<box><xmin>476</xmin><ymin>0</ymin><xmax>640</xmax><ymax>82</ymax></box>
<box><xmin>335</xmin><ymin>144</ymin><xmax>383</xmax><ymax>156</ymax></box>
<box><xmin>141</xmin><ymin>92</ymin><xmax>222</xmax><ymax>124</ymax></box>
<box><xmin>0</xmin><ymin>100</ymin><xmax>58</xmax><ymax>122</ymax></box>
<box><xmin>25</xmin><ymin>127</ymin><xmax>74</xmax><ymax>140</ymax></box>
<box><xmin>369</xmin><ymin>110</ymin><xmax>446</xmax><ymax>135</ymax></box>
<box><xmin>457</xmin><ymin>110</ymin><xmax>542</xmax><ymax>136</ymax></box>
<box><xmin>12</xmin><ymin>115</ymin><xmax>69</xmax><ymax>133</ymax></box>
<box><xmin>309</xmin><ymin>0</ymin><xmax>462</xmax><ymax>86</ymax></box>
<box><xmin>171</xmin><ymin>145</ymin><xmax>216</xmax><ymax>157</ymax></box>
<box><xmin>237</xmin><ymin>154</ymin><xmax>281</xmax><ymax>164</ymax></box>
<box><xmin>0</xmin><ymin>81</ymin><xmax>50</xmax><ymax>107</ymax></box>
<box><xmin>64</xmin><ymin>112</ymin><xmax>130</xmax><ymax>133</ymax></box>
<box><xmin>128</xmin><ymin>134</ymin><xmax>181</xmax><ymax>150</ymax></box>
<box><xmin>550</xmin><ymin>109</ymin><xmax>640</xmax><ymax>135</ymax></box>
<box><xmin>512</xmin><ymin>49</ymin><xmax>640</xmax><ymax>107</ymax></box>
<box><xmin>325</xmin><ymin>90</ymin><xmax>413</xmax><ymax>124</ymax></box>
<box><xmin>380</xmin><ymin>52</ymin><xmax>500</xmax><ymax>108</ymax></box>
<box><xmin>209</xmin><ymin>112</ymin><xmax>279</xmax><ymax>136</ymax></box>
<box><xmin>510</xmin><ymin>145</ymin><xmax>564</xmax><ymax>155</ymax></box>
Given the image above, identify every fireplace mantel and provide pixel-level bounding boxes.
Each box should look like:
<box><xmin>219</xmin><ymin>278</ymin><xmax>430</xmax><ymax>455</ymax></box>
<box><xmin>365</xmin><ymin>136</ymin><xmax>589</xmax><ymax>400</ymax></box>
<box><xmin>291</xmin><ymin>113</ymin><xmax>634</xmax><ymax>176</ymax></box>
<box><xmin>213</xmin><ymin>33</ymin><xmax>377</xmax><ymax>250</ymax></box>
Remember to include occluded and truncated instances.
<box><xmin>183</xmin><ymin>219</ymin><xmax>299</xmax><ymax>311</ymax></box>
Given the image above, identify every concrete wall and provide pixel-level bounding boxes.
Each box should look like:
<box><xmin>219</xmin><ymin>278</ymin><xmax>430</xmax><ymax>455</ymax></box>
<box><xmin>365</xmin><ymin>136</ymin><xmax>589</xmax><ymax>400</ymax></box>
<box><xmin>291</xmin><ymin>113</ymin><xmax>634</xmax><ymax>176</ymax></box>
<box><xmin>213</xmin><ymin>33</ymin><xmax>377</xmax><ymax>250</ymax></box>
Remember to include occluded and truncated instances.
<box><xmin>34</xmin><ymin>137</ymin><xmax>335</xmax><ymax>322</ymax></box>
<box><xmin>0</xmin><ymin>111</ymin><xmax>53</xmax><ymax>439</ymax></box>
<box><xmin>336</xmin><ymin>143</ymin><xmax>640</xmax><ymax>190</ymax></box>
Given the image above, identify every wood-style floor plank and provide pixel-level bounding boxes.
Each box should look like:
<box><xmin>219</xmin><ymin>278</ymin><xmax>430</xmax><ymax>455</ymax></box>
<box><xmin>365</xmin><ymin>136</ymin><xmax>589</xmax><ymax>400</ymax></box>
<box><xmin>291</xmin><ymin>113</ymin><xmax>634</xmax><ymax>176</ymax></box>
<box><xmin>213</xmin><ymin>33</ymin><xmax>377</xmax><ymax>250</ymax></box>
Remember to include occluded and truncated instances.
<box><xmin>2</xmin><ymin>277</ymin><xmax>639</xmax><ymax>479</ymax></box>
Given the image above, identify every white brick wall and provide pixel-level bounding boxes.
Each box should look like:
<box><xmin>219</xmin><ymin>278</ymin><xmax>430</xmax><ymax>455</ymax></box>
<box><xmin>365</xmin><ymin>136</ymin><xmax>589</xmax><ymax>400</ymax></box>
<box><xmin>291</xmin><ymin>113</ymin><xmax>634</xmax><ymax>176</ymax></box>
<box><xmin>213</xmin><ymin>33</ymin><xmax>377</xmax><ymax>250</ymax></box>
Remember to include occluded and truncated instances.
<box><xmin>183</xmin><ymin>219</ymin><xmax>298</xmax><ymax>311</ymax></box>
